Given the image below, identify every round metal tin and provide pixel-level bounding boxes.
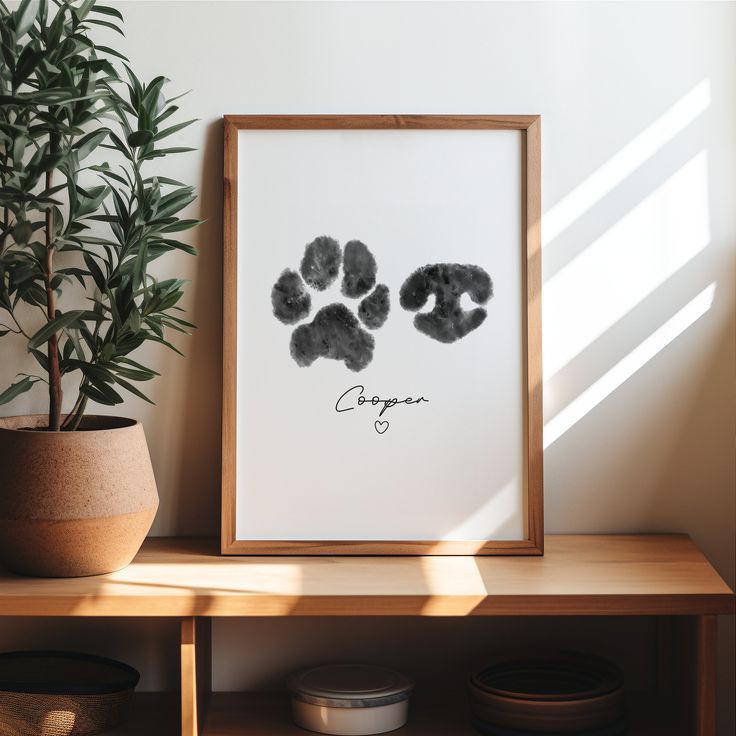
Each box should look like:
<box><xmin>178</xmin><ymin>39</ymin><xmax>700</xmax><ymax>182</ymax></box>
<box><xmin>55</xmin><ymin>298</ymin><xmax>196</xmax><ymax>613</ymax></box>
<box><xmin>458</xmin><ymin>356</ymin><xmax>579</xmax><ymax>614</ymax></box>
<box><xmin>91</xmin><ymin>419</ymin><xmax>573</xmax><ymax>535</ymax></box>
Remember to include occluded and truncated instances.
<box><xmin>288</xmin><ymin>664</ymin><xmax>414</xmax><ymax>708</ymax></box>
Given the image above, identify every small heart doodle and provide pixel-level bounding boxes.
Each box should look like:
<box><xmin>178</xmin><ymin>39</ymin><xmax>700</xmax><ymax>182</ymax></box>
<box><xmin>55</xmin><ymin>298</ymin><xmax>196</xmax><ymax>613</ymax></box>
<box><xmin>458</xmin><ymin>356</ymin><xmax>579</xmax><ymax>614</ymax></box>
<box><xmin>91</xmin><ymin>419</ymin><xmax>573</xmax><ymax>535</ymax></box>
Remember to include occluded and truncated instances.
<box><xmin>374</xmin><ymin>420</ymin><xmax>389</xmax><ymax>435</ymax></box>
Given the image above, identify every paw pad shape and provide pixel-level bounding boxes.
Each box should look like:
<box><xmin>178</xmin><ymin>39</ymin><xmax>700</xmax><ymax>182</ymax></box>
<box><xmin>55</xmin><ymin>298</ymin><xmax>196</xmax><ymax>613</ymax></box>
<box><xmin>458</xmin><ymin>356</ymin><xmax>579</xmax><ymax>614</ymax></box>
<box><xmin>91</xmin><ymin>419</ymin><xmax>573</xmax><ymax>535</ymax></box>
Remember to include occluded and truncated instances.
<box><xmin>399</xmin><ymin>263</ymin><xmax>493</xmax><ymax>343</ymax></box>
<box><xmin>272</xmin><ymin>236</ymin><xmax>390</xmax><ymax>372</ymax></box>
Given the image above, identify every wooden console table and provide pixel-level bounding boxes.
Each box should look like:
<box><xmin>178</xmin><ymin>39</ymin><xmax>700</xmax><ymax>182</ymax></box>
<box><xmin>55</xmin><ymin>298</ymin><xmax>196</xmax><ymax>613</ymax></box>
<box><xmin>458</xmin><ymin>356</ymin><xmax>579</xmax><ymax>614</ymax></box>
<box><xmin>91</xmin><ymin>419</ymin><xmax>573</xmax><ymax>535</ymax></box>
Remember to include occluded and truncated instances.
<box><xmin>0</xmin><ymin>535</ymin><xmax>733</xmax><ymax>736</ymax></box>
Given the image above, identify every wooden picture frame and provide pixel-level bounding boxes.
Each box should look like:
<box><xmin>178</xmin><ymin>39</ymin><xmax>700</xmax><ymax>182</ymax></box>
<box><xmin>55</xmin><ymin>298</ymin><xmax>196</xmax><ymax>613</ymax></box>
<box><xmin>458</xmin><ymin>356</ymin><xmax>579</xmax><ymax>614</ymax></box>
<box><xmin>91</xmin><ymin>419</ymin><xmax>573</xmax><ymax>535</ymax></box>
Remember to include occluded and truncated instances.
<box><xmin>222</xmin><ymin>115</ymin><xmax>542</xmax><ymax>555</ymax></box>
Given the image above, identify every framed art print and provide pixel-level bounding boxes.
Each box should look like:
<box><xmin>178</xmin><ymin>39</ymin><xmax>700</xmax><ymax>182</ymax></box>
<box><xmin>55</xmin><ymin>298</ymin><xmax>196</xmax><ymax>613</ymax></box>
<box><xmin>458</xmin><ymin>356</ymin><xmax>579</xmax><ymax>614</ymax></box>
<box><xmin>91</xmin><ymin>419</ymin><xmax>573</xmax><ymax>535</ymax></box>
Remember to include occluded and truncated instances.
<box><xmin>222</xmin><ymin>115</ymin><xmax>542</xmax><ymax>555</ymax></box>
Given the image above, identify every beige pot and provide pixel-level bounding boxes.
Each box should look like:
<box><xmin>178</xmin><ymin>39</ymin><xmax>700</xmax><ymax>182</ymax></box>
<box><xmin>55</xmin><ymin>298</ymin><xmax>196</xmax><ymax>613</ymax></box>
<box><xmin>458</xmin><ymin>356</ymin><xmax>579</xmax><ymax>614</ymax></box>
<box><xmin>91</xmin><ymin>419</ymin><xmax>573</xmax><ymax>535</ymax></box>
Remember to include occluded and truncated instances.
<box><xmin>0</xmin><ymin>415</ymin><xmax>158</xmax><ymax>577</ymax></box>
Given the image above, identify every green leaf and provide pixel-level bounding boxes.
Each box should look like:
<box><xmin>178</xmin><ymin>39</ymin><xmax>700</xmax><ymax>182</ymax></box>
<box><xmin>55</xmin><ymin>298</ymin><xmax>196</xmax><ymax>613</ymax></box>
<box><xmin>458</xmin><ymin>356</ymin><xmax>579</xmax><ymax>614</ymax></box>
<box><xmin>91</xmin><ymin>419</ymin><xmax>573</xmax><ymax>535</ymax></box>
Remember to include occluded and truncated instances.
<box><xmin>12</xmin><ymin>134</ymin><xmax>26</xmax><ymax>164</ymax></box>
<box><xmin>39</xmin><ymin>151</ymin><xmax>65</xmax><ymax>172</ymax></box>
<box><xmin>12</xmin><ymin>220</ymin><xmax>32</xmax><ymax>244</ymax></box>
<box><xmin>101</xmin><ymin>131</ymin><xmax>134</xmax><ymax>162</ymax></box>
<box><xmin>67</xmin><ymin>360</ymin><xmax>114</xmax><ymax>383</ymax></box>
<box><xmin>144</xmin><ymin>175</ymin><xmax>185</xmax><ymax>187</ymax></box>
<box><xmin>0</xmin><ymin>375</ymin><xmax>39</xmax><ymax>405</ymax></box>
<box><xmin>90</xmin><ymin>165</ymin><xmax>128</xmax><ymax>186</ymax></box>
<box><xmin>67</xmin><ymin>327</ymin><xmax>86</xmax><ymax>360</ymax></box>
<box><xmin>139</xmin><ymin>146</ymin><xmax>195</xmax><ymax>160</ymax></box>
<box><xmin>159</xmin><ymin>219</ymin><xmax>199</xmax><ymax>233</ymax></box>
<box><xmin>90</xmin><ymin>5</ymin><xmax>125</xmax><ymax>21</ymax></box>
<box><xmin>145</xmin><ymin>332</ymin><xmax>184</xmax><ymax>356</ymax></box>
<box><xmin>0</xmin><ymin>89</ymin><xmax>103</xmax><ymax>106</ymax></box>
<box><xmin>153</xmin><ymin>105</ymin><xmax>178</xmax><ymax>127</ymax></box>
<box><xmin>117</xmin><ymin>356</ymin><xmax>160</xmax><ymax>376</ymax></box>
<box><xmin>140</xmin><ymin>77</ymin><xmax>167</xmax><ymax>123</ymax></box>
<box><xmin>28</xmin><ymin>240</ymin><xmax>48</xmax><ymax>261</ymax></box>
<box><xmin>100</xmin><ymin>342</ymin><xmax>115</xmax><ymax>362</ymax></box>
<box><xmin>85</xmin><ymin>214</ymin><xmax>118</xmax><ymax>223</ymax></box>
<box><xmin>73</xmin><ymin>0</ymin><xmax>96</xmax><ymax>22</ymax></box>
<box><xmin>51</xmin><ymin>205</ymin><xmax>64</xmax><ymax>237</ymax></box>
<box><xmin>58</xmin><ymin>266</ymin><xmax>87</xmax><ymax>287</ymax></box>
<box><xmin>154</xmin><ymin>190</ymin><xmax>196</xmax><ymax>219</ymax></box>
<box><xmin>94</xmin><ymin>44</ymin><xmax>128</xmax><ymax>62</ymax></box>
<box><xmin>110</xmin><ymin>364</ymin><xmax>156</xmax><ymax>381</ymax></box>
<box><xmin>82</xmin><ymin>57</ymin><xmax>117</xmax><ymax>77</ymax></box>
<box><xmin>123</xmin><ymin>64</ymin><xmax>143</xmax><ymax>106</ymax></box>
<box><xmin>81</xmin><ymin>380</ymin><xmax>123</xmax><ymax>406</ymax></box>
<box><xmin>14</xmin><ymin>0</ymin><xmax>37</xmax><ymax>37</ymax></box>
<box><xmin>164</xmin><ymin>314</ymin><xmax>196</xmax><ymax>329</ymax></box>
<box><xmin>115</xmin><ymin>333</ymin><xmax>145</xmax><ymax>354</ymax></box>
<box><xmin>46</xmin><ymin>5</ymin><xmax>66</xmax><ymax>48</ymax></box>
<box><xmin>153</xmin><ymin>118</ymin><xmax>199</xmax><ymax>141</ymax></box>
<box><xmin>85</xmin><ymin>18</ymin><xmax>124</xmax><ymax>35</ymax></box>
<box><xmin>76</xmin><ymin>236</ymin><xmax>119</xmax><ymax>248</ymax></box>
<box><xmin>76</xmin><ymin>184</ymin><xmax>109</xmax><ymax>218</ymax></box>
<box><xmin>127</xmin><ymin>129</ymin><xmax>154</xmax><ymax>147</ymax></box>
<box><xmin>13</xmin><ymin>46</ymin><xmax>45</xmax><ymax>88</ymax></box>
<box><xmin>30</xmin><ymin>348</ymin><xmax>49</xmax><ymax>372</ymax></box>
<box><xmin>150</xmin><ymin>238</ymin><xmax>197</xmax><ymax>256</ymax></box>
<box><xmin>165</xmin><ymin>89</ymin><xmax>191</xmax><ymax>105</ymax></box>
<box><xmin>14</xmin><ymin>282</ymin><xmax>47</xmax><ymax>309</ymax></box>
<box><xmin>83</xmin><ymin>252</ymin><xmax>106</xmax><ymax>290</ymax></box>
<box><xmin>110</xmin><ymin>373</ymin><xmax>154</xmax><ymax>404</ymax></box>
<box><xmin>73</xmin><ymin>129</ymin><xmax>110</xmax><ymax>161</ymax></box>
<box><xmin>62</xmin><ymin>337</ymin><xmax>74</xmax><ymax>363</ymax></box>
<box><xmin>28</xmin><ymin>310</ymin><xmax>101</xmax><ymax>350</ymax></box>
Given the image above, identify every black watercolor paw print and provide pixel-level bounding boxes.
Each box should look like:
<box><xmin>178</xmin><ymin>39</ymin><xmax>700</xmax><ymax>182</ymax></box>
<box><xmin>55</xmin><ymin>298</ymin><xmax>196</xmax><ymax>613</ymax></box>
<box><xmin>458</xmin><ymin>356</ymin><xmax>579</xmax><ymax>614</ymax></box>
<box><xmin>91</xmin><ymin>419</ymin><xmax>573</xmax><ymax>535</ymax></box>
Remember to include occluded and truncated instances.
<box><xmin>271</xmin><ymin>236</ymin><xmax>390</xmax><ymax>371</ymax></box>
<box><xmin>399</xmin><ymin>263</ymin><xmax>493</xmax><ymax>343</ymax></box>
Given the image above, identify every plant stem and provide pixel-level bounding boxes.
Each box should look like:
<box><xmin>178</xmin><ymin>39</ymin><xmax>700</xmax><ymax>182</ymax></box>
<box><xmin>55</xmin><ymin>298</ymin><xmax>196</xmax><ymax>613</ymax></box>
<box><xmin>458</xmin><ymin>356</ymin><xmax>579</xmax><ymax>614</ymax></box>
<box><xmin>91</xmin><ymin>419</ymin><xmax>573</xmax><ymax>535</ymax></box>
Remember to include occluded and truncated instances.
<box><xmin>1</xmin><ymin>206</ymin><xmax>9</xmax><ymax>253</ymax></box>
<box><xmin>67</xmin><ymin>395</ymin><xmax>88</xmax><ymax>432</ymax></box>
<box><xmin>60</xmin><ymin>387</ymin><xmax>86</xmax><ymax>430</ymax></box>
<box><xmin>44</xmin><ymin>134</ymin><xmax>62</xmax><ymax>431</ymax></box>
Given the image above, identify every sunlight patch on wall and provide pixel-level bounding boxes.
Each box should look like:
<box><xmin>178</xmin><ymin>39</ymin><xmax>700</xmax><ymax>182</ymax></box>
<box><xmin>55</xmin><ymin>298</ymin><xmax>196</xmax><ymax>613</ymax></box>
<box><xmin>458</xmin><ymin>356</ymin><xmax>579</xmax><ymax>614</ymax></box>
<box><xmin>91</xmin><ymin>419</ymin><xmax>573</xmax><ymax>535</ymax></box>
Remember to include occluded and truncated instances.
<box><xmin>544</xmin><ymin>283</ymin><xmax>716</xmax><ymax>449</ymax></box>
<box><xmin>544</xmin><ymin>151</ymin><xmax>711</xmax><ymax>380</ymax></box>
<box><xmin>543</xmin><ymin>80</ymin><xmax>710</xmax><ymax>247</ymax></box>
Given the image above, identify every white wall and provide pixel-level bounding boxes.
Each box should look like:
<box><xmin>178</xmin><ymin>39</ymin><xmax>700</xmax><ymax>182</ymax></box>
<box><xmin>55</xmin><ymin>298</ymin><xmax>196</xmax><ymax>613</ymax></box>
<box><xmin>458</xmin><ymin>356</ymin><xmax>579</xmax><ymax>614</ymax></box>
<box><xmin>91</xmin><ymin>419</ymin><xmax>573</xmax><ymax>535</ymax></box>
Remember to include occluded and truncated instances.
<box><xmin>2</xmin><ymin>2</ymin><xmax>734</xmax><ymax>733</ymax></box>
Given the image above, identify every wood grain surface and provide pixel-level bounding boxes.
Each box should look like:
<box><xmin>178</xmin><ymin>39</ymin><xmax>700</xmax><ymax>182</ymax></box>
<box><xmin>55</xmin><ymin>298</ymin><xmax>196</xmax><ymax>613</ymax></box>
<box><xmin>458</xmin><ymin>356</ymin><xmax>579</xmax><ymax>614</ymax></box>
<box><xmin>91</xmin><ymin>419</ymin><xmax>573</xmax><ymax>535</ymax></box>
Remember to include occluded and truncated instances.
<box><xmin>0</xmin><ymin>535</ymin><xmax>732</xmax><ymax>617</ymax></box>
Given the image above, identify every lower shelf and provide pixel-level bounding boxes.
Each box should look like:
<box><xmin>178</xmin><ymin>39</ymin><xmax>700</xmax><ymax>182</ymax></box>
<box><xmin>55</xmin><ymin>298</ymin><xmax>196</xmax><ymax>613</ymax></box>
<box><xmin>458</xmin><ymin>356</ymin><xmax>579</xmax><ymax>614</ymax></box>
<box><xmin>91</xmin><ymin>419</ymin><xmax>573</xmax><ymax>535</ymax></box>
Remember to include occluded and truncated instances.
<box><xmin>23</xmin><ymin>688</ymin><xmax>688</xmax><ymax>736</ymax></box>
<box><xmin>103</xmin><ymin>693</ymin><xmax>179</xmax><ymax>736</ymax></box>
<box><xmin>201</xmin><ymin>691</ymin><xmax>685</xmax><ymax>736</ymax></box>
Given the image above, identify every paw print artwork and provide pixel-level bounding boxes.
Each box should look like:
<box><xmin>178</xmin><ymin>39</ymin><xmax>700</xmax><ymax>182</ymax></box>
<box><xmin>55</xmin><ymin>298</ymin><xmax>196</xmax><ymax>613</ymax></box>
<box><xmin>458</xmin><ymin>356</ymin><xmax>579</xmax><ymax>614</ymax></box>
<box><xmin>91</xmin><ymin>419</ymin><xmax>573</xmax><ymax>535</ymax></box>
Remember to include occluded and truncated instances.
<box><xmin>271</xmin><ymin>236</ymin><xmax>390</xmax><ymax>372</ymax></box>
<box><xmin>399</xmin><ymin>264</ymin><xmax>493</xmax><ymax>343</ymax></box>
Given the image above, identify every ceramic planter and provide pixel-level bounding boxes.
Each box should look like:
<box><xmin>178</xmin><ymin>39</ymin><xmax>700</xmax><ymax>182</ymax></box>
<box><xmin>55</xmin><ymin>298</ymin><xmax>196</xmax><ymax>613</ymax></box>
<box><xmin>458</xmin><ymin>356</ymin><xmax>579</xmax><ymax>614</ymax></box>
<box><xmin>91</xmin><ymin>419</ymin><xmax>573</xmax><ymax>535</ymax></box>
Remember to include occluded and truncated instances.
<box><xmin>0</xmin><ymin>415</ymin><xmax>158</xmax><ymax>577</ymax></box>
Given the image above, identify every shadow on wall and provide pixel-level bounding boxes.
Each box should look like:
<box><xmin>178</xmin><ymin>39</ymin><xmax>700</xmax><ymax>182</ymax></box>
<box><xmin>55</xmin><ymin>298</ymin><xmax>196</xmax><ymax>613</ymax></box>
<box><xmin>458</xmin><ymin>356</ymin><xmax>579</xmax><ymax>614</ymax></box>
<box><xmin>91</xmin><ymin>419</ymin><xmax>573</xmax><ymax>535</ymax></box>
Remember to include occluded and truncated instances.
<box><xmin>414</xmin><ymin>79</ymin><xmax>732</xmax><ymax>555</ymax></box>
<box><xmin>541</xmin><ymin>79</ymin><xmax>732</xmax><ymax>537</ymax></box>
<box><xmin>145</xmin><ymin>120</ymin><xmax>224</xmax><ymax>536</ymax></box>
<box><xmin>535</xmin><ymin>79</ymin><xmax>734</xmax><ymax>733</ymax></box>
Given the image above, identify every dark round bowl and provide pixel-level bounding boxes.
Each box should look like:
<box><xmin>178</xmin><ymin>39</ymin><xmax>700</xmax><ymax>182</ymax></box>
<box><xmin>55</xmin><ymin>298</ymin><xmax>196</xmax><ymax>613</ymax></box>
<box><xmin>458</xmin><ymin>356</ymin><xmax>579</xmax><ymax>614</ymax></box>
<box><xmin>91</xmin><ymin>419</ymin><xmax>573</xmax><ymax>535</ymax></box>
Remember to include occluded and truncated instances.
<box><xmin>470</xmin><ymin>651</ymin><xmax>623</xmax><ymax>702</ymax></box>
<box><xmin>469</xmin><ymin>686</ymin><xmax>625</xmax><ymax>733</ymax></box>
<box><xmin>468</xmin><ymin>651</ymin><xmax>625</xmax><ymax>733</ymax></box>
<box><xmin>471</xmin><ymin>717</ymin><xmax>628</xmax><ymax>736</ymax></box>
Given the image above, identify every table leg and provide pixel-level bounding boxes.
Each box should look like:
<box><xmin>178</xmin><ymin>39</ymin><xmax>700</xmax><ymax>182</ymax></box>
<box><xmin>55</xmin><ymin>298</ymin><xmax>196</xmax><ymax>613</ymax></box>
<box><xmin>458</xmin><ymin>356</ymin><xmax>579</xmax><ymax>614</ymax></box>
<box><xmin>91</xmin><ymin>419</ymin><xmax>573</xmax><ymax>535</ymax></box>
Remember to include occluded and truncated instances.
<box><xmin>656</xmin><ymin>615</ymin><xmax>676</xmax><ymax>696</ymax></box>
<box><xmin>695</xmin><ymin>615</ymin><xmax>716</xmax><ymax>736</ymax></box>
<box><xmin>181</xmin><ymin>616</ymin><xmax>212</xmax><ymax>736</ymax></box>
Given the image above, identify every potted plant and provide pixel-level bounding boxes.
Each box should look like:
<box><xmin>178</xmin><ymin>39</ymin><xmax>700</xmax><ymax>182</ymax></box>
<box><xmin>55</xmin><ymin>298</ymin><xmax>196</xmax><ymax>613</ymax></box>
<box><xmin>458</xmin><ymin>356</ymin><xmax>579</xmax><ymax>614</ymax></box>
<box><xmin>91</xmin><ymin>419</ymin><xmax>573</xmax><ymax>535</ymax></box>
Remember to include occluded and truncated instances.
<box><xmin>0</xmin><ymin>0</ymin><xmax>198</xmax><ymax>576</ymax></box>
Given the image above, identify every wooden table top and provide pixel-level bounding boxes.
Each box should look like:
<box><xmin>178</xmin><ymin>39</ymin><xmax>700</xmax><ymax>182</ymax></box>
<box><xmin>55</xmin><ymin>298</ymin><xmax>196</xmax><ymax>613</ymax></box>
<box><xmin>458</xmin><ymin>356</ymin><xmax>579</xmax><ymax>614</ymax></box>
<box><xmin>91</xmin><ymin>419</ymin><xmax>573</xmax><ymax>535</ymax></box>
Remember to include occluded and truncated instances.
<box><xmin>0</xmin><ymin>535</ymin><xmax>732</xmax><ymax>617</ymax></box>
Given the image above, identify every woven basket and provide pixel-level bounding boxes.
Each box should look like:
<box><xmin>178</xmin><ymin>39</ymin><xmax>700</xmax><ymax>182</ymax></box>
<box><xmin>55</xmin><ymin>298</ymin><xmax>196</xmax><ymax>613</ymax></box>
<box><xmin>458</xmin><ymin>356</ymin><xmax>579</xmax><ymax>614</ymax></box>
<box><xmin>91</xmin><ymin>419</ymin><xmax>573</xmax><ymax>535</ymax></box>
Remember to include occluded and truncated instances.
<box><xmin>0</xmin><ymin>652</ymin><xmax>139</xmax><ymax>736</ymax></box>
